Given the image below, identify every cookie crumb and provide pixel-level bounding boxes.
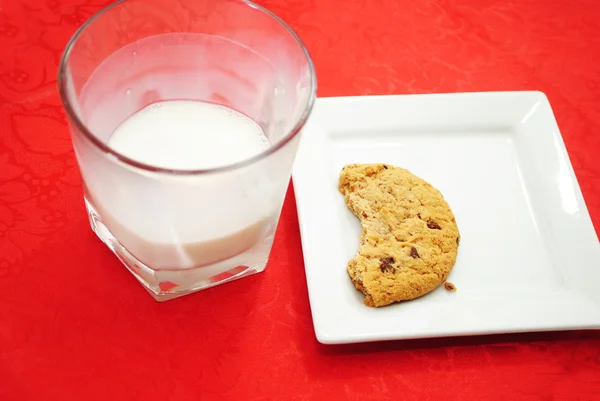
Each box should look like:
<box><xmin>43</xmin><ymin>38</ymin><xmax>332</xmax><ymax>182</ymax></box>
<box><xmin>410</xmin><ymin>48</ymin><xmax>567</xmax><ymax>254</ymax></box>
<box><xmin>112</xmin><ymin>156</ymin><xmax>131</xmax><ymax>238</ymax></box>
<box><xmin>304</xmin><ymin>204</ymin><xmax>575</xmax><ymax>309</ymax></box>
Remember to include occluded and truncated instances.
<box><xmin>444</xmin><ymin>282</ymin><xmax>456</xmax><ymax>291</ymax></box>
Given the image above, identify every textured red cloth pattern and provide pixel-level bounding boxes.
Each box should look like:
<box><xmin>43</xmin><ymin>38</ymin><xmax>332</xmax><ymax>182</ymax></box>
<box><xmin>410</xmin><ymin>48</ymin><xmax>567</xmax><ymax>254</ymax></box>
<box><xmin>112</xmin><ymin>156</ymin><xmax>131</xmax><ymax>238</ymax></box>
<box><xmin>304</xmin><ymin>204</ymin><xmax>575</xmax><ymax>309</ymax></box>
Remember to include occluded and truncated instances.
<box><xmin>0</xmin><ymin>0</ymin><xmax>599</xmax><ymax>400</ymax></box>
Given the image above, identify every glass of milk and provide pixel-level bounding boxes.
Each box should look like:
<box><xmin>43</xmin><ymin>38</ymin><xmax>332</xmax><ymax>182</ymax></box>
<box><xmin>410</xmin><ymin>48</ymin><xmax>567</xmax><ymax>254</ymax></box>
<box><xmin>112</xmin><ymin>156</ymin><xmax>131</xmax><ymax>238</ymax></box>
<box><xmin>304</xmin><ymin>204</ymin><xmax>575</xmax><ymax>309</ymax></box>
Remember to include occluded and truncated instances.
<box><xmin>57</xmin><ymin>0</ymin><xmax>316</xmax><ymax>300</ymax></box>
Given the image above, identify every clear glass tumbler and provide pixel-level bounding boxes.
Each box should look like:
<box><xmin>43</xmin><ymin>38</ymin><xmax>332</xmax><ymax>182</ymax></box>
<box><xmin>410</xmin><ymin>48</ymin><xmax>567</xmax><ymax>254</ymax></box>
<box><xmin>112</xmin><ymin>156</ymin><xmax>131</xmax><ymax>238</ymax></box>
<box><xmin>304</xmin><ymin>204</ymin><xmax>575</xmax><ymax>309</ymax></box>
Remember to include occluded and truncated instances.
<box><xmin>58</xmin><ymin>0</ymin><xmax>316</xmax><ymax>300</ymax></box>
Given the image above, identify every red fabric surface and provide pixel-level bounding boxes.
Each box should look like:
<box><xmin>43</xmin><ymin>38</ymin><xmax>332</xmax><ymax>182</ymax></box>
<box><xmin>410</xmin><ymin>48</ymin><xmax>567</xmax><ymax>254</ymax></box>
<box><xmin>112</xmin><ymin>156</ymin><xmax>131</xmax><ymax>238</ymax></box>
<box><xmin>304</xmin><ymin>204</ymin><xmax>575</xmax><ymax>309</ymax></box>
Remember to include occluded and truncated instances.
<box><xmin>1</xmin><ymin>0</ymin><xmax>600</xmax><ymax>400</ymax></box>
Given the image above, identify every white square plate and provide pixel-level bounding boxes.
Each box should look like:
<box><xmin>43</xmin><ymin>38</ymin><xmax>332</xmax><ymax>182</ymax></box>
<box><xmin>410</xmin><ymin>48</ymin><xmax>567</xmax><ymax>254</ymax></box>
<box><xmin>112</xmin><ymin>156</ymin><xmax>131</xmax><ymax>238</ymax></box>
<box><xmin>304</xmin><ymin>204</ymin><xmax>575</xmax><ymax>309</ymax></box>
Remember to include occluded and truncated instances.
<box><xmin>293</xmin><ymin>92</ymin><xmax>600</xmax><ymax>344</ymax></box>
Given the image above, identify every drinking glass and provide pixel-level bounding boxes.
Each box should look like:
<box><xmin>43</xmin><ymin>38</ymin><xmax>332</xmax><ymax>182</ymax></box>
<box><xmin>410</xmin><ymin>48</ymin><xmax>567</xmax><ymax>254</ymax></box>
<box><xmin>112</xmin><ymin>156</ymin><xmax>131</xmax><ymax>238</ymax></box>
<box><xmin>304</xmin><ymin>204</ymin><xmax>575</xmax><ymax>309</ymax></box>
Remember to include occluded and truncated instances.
<box><xmin>58</xmin><ymin>0</ymin><xmax>316</xmax><ymax>300</ymax></box>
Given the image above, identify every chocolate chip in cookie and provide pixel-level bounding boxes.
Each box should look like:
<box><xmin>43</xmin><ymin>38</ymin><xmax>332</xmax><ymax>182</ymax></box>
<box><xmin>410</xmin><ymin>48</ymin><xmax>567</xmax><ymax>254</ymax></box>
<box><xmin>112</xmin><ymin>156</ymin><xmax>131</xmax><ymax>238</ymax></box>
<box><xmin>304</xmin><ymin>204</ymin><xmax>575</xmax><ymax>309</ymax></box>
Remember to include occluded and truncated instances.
<box><xmin>410</xmin><ymin>247</ymin><xmax>420</xmax><ymax>259</ymax></box>
<box><xmin>379</xmin><ymin>257</ymin><xmax>395</xmax><ymax>273</ymax></box>
<box><xmin>427</xmin><ymin>220</ymin><xmax>442</xmax><ymax>230</ymax></box>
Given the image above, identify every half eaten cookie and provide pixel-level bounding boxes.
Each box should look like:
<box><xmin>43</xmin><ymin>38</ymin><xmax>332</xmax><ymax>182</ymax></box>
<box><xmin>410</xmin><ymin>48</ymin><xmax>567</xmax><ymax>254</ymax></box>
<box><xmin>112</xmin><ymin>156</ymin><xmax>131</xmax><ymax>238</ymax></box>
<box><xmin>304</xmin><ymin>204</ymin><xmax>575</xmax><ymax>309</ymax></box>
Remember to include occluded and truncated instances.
<box><xmin>339</xmin><ymin>164</ymin><xmax>460</xmax><ymax>307</ymax></box>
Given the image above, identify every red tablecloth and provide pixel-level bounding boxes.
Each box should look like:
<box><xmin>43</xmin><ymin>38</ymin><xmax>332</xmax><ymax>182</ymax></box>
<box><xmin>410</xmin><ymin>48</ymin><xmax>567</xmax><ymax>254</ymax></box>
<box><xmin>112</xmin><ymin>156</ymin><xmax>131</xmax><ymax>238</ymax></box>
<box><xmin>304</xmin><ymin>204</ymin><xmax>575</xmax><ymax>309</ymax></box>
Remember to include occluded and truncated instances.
<box><xmin>1</xmin><ymin>0</ymin><xmax>599</xmax><ymax>400</ymax></box>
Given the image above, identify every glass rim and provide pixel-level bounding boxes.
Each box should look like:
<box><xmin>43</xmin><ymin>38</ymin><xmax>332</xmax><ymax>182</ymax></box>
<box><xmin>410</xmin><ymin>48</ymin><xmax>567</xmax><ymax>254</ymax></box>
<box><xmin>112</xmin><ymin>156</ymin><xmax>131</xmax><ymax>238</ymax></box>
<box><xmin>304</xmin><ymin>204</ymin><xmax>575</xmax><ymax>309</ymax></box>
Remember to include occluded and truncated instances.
<box><xmin>57</xmin><ymin>0</ymin><xmax>317</xmax><ymax>176</ymax></box>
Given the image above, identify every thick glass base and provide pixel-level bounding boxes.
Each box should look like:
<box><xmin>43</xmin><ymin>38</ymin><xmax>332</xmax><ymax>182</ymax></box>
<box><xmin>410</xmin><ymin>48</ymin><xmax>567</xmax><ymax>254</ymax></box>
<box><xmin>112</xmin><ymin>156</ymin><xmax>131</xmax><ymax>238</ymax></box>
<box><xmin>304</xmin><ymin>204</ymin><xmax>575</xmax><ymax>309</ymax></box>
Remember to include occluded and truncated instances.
<box><xmin>85</xmin><ymin>199</ymin><xmax>273</xmax><ymax>301</ymax></box>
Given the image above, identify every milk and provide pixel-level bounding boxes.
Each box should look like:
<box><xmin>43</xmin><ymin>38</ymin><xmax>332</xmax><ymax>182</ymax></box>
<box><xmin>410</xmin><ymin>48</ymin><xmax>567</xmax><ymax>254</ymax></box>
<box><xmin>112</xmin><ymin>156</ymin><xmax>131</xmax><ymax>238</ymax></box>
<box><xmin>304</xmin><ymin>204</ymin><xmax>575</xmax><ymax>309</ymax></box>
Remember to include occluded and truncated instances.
<box><xmin>108</xmin><ymin>101</ymin><xmax>269</xmax><ymax>170</ymax></box>
<box><xmin>84</xmin><ymin>100</ymin><xmax>279</xmax><ymax>272</ymax></box>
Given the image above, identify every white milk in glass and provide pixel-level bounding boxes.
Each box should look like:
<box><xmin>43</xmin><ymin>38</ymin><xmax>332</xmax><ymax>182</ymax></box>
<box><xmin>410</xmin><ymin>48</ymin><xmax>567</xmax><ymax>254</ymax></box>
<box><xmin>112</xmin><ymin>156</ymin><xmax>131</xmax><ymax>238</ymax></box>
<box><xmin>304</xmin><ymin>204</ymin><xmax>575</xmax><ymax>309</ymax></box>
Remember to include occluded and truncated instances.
<box><xmin>84</xmin><ymin>100</ymin><xmax>280</xmax><ymax>283</ymax></box>
<box><xmin>108</xmin><ymin>101</ymin><xmax>269</xmax><ymax>170</ymax></box>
